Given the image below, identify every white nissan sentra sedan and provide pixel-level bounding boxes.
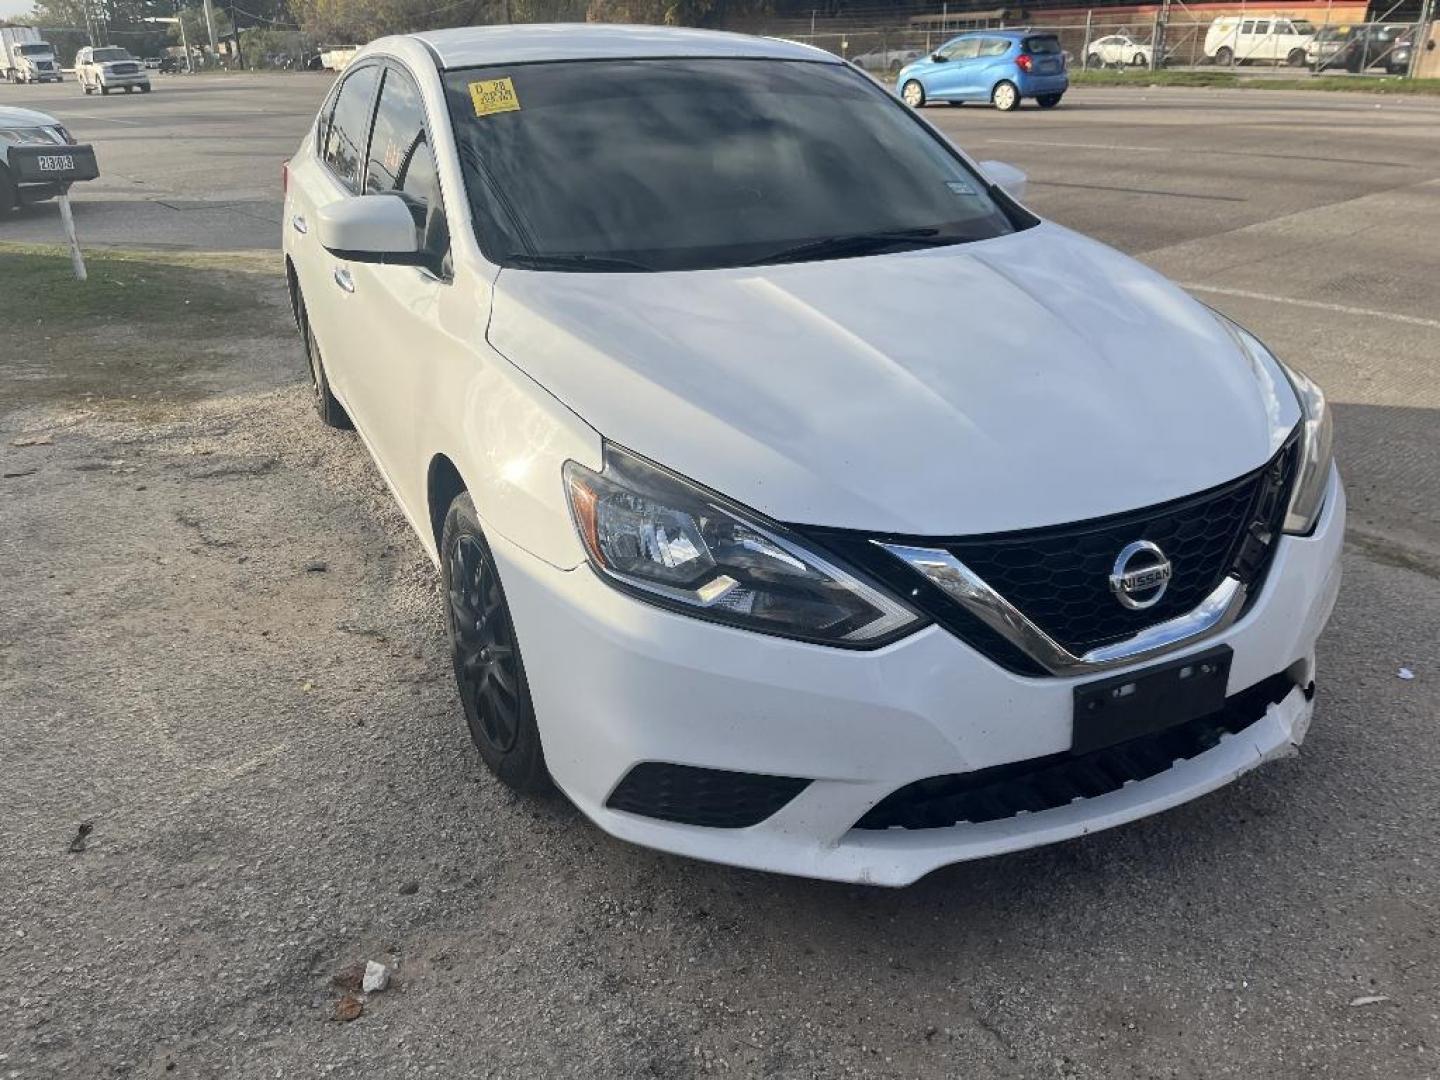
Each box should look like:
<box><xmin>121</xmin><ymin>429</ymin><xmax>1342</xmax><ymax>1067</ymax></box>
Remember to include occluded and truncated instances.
<box><xmin>283</xmin><ymin>24</ymin><xmax>1343</xmax><ymax>886</ymax></box>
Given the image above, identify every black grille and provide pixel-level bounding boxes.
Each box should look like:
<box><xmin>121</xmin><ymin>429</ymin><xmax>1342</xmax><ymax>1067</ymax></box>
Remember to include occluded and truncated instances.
<box><xmin>606</xmin><ymin>762</ymin><xmax>810</xmax><ymax>829</ymax></box>
<box><xmin>810</xmin><ymin>435</ymin><xmax>1299</xmax><ymax>675</ymax></box>
<box><xmin>855</xmin><ymin>671</ymin><xmax>1302</xmax><ymax>831</ymax></box>
<box><xmin>111</xmin><ymin>63</ymin><xmax>140</xmax><ymax>74</ymax></box>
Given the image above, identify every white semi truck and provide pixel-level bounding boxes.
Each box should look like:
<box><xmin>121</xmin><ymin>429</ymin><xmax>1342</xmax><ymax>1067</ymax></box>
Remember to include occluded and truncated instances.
<box><xmin>0</xmin><ymin>26</ymin><xmax>62</xmax><ymax>83</ymax></box>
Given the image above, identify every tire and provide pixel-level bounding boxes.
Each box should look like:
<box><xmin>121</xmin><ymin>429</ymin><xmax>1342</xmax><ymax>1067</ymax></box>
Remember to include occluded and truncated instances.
<box><xmin>991</xmin><ymin>80</ymin><xmax>1020</xmax><ymax>111</ymax></box>
<box><xmin>124</xmin><ymin>85</ymin><xmax>134</xmax><ymax>93</ymax></box>
<box><xmin>298</xmin><ymin>298</ymin><xmax>353</xmax><ymax>429</ymax></box>
<box><xmin>440</xmin><ymin>493</ymin><xmax>550</xmax><ymax>794</ymax></box>
<box><xmin>1215</xmin><ymin>46</ymin><xmax>1233</xmax><ymax>65</ymax></box>
<box><xmin>901</xmin><ymin>79</ymin><xmax>925</xmax><ymax>108</ymax></box>
<box><xmin>1087</xmin><ymin>53</ymin><xmax>1102</xmax><ymax>68</ymax></box>
<box><xmin>1131</xmin><ymin>52</ymin><xmax>1147</xmax><ymax>66</ymax></box>
<box><xmin>140</xmin><ymin>84</ymin><xmax>151</xmax><ymax>93</ymax></box>
<box><xmin>100</xmin><ymin>85</ymin><xmax>110</xmax><ymax>95</ymax></box>
<box><xmin>82</xmin><ymin>83</ymin><xmax>93</xmax><ymax>95</ymax></box>
<box><xmin>1036</xmin><ymin>93</ymin><xmax>1063</xmax><ymax>108</ymax></box>
<box><xmin>1287</xmin><ymin>48</ymin><xmax>1307</xmax><ymax>67</ymax></box>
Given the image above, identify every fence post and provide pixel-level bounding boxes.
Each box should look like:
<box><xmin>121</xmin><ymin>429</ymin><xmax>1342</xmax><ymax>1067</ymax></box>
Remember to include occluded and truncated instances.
<box><xmin>1411</xmin><ymin>0</ymin><xmax>1434</xmax><ymax>77</ymax></box>
<box><xmin>1083</xmin><ymin>9</ymin><xmax>1093</xmax><ymax>67</ymax></box>
<box><xmin>1151</xmin><ymin>10</ymin><xmax>1162</xmax><ymax>68</ymax></box>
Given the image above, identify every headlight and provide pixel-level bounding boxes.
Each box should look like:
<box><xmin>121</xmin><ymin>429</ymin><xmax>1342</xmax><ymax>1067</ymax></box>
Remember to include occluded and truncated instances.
<box><xmin>564</xmin><ymin>444</ymin><xmax>924</xmax><ymax>648</ymax></box>
<box><xmin>1212</xmin><ymin>312</ymin><xmax>1334</xmax><ymax>536</ymax></box>
<box><xmin>1278</xmin><ymin>360</ymin><xmax>1334</xmax><ymax>535</ymax></box>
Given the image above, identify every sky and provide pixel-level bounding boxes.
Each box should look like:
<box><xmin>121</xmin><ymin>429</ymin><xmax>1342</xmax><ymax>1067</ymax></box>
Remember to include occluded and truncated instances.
<box><xmin>0</xmin><ymin>0</ymin><xmax>35</xmax><ymax>19</ymax></box>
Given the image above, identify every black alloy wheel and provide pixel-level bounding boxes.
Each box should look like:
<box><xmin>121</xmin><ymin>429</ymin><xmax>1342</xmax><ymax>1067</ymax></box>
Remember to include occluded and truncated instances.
<box><xmin>441</xmin><ymin>494</ymin><xmax>550</xmax><ymax>793</ymax></box>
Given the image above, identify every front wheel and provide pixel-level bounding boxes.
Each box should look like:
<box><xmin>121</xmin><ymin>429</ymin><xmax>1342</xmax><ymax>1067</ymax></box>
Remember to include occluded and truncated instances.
<box><xmin>992</xmin><ymin>80</ymin><xmax>1020</xmax><ymax>111</ymax></box>
<box><xmin>441</xmin><ymin>494</ymin><xmax>550</xmax><ymax>794</ymax></box>
<box><xmin>1131</xmin><ymin>53</ymin><xmax>1148</xmax><ymax>66</ymax></box>
<box><xmin>1287</xmin><ymin>48</ymin><xmax>1307</xmax><ymax>67</ymax></box>
<box><xmin>1036</xmin><ymin>93</ymin><xmax>1063</xmax><ymax>108</ymax></box>
<box><xmin>100</xmin><ymin>85</ymin><xmax>110</xmax><ymax>95</ymax></box>
<box><xmin>1086</xmin><ymin>53</ymin><xmax>1102</xmax><ymax>68</ymax></box>
<box><xmin>140</xmin><ymin>84</ymin><xmax>151</xmax><ymax>93</ymax></box>
<box><xmin>901</xmin><ymin>79</ymin><xmax>925</xmax><ymax>108</ymax></box>
<box><xmin>1214</xmin><ymin>46</ymin><xmax>1234</xmax><ymax>65</ymax></box>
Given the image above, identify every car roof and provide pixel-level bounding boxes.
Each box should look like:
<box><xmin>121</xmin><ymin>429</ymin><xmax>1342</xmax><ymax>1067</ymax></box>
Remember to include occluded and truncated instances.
<box><xmin>404</xmin><ymin>24</ymin><xmax>837</xmax><ymax>69</ymax></box>
<box><xmin>948</xmin><ymin>29</ymin><xmax>1043</xmax><ymax>39</ymax></box>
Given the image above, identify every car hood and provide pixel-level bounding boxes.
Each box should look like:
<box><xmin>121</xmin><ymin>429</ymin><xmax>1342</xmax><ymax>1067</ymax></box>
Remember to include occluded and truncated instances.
<box><xmin>0</xmin><ymin>106</ymin><xmax>60</xmax><ymax>128</ymax></box>
<box><xmin>488</xmin><ymin>222</ymin><xmax>1299</xmax><ymax>535</ymax></box>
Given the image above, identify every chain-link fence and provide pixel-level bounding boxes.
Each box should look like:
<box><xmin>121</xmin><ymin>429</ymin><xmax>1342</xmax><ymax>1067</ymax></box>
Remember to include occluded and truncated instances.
<box><xmin>742</xmin><ymin>6</ymin><xmax>1432</xmax><ymax>80</ymax></box>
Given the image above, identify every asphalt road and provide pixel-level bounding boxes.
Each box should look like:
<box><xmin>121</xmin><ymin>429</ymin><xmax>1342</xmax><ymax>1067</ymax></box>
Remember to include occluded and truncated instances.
<box><xmin>1</xmin><ymin>75</ymin><xmax>1438</xmax><ymax>1079</ymax></box>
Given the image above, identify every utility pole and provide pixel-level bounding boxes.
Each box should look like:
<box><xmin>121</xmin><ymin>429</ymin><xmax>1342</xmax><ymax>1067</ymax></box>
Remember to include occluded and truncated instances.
<box><xmin>202</xmin><ymin>0</ymin><xmax>218</xmax><ymax>53</ymax></box>
<box><xmin>173</xmin><ymin>3</ymin><xmax>193</xmax><ymax>72</ymax></box>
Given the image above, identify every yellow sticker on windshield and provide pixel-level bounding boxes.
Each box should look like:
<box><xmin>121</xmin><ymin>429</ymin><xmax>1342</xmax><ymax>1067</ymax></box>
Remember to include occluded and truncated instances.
<box><xmin>469</xmin><ymin>77</ymin><xmax>520</xmax><ymax>118</ymax></box>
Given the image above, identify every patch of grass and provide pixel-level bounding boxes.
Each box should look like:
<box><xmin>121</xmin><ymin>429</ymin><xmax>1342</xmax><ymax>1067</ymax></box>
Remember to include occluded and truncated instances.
<box><xmin>0</xmin><ymin>245</ymin><xmax>242</xmax><ymax>326</ymax></box>
<box><xmin>1070</xmin><ymin>69</ymin><xmax>1440</xmax><ymax>94</ymax></box>
<box><xmin>0</xmin><ymin>244</ymin><xmax>294</xmax><ymax>416</ymax></box>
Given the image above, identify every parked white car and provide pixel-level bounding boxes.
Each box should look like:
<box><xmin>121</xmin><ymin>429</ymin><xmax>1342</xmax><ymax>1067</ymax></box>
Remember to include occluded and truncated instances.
<box><xmin>851</xmin><ymin>47</ymin><xmax>921</xmax><ymax>73</ymax></box>
<box><xmin>1086</xmin><ymin>34</ymin><xmax>1153</xmax><ymax>67</ymax></box>
<box><xmin>283</xmin><ymin>24</ymin><xmax>1342</xmax><ymax>886</ymax></box>
<box><xmin>1205</xmin><ymin>16</ymin><xmax>1316</xmax><ymax>66</ymax></box>
<box><xmin>75</xmin><ymin>45</ymin><xmax>151</xmax><ymax>94</ymax></box>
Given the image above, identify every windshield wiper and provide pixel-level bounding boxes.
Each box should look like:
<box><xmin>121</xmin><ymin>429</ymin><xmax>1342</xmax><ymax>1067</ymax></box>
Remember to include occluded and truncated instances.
<box><xmin>506</xmin><ymin>252</ymin><xmax>656</xmax><ymax>273</ymax></box>
<box><xmin>747</xmin><ymin>228</ymin><xmax>958</xmax><ymax>267</ymax></box>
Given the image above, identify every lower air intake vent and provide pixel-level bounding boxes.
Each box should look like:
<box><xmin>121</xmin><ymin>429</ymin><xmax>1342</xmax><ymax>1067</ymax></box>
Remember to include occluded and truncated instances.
<box><xmin>855</xmin><ymin>672</ymin><xmax>1300</xmax><ymax>831</ymax></box>
<box><xmin>606</xmin><ymin>762</ymin><xmax>810</xmax><ymax>829</ymax></box>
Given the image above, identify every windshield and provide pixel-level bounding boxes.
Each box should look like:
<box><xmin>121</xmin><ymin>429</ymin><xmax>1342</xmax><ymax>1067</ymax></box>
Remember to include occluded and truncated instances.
<box><xmin>1023</xmin><ymin>36</ymin><xmax>1063</xmax><ymax>54</ymax></box>
<box><xmin>17</xmin><ymin>43</ymin><xmax>51</xmax><ymax>55</ymax></box>
<box><xmin>442</xmin><ymin>58</ymin><xmax>1021</xmax><ymax>272</ymax></box>
<box><xmin>1292</xmin><ymin>20</ymin><xmax>1317</xmax><ymax>34</ymax></box>
<box><xmin>92</xmin><ymin>48</ymin><xmax>132</xmax><ymax>62</ymax></box>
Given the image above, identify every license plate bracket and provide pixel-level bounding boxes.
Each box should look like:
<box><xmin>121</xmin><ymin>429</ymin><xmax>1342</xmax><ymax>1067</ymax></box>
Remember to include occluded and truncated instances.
<box><xmin>1071</xmin><ymin>645</ymin><xmax>1233</xmax><ymax>756</ymax></box>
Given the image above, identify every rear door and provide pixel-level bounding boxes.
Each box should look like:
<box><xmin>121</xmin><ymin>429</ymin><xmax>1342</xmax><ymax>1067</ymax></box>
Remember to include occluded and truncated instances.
<box><xmin>287</xmin><ymin>61</ymin><xmax>381</xmax><ymax>414</ymax></box>
<box><xmin>968</xmin><ymin>36</ymin><xmax>1014</xmax><ymax>97</ymax></box>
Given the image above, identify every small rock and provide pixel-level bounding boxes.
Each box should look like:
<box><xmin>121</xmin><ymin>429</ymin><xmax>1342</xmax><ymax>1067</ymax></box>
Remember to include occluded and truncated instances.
<box><xmin>362</xmin><ymin>961</ymin><xmax>391</xmax><ymax>994</ymax></box>
<box><xmin>332</xmin><ymin>994</ymin><xmax>364</xmax><ymax>1022</ymax></box>
<box><xmin>1349</xmin><ymin>995</ymin><xmax>1390</xmax><ymax>1007</ymax></box>
<box><xmin>10</xmin><ymin>435</ymin><xmax>54</xmax><ymax>447</ymax></box>
<box><xmin>67</xmin><ymin>822</ymin><xmax>94</xmax><ymax>854</ymax></box>
<box><xmin>398</xmin><ymin>880</ymin><xmax>419</xmax><ymax>896</ymax></box>
<box><xmin>331</xmin><ymin>962</ymin><xmax>365</xmax><ymax>993</ymax></box>
<box><xmin>303</xmin><ymin>559</ymin><xmax>328</xmax><ymax>573</ymax></box>
<box><xmin>1397</xmin><ymin>667</ymin><xmax>1414</xmax><ymax>681</ymax></box>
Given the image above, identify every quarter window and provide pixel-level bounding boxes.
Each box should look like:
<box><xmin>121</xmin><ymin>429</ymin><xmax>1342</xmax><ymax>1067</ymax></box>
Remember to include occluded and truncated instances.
<box><xmin>322</xmin><ymin>64</ymin><xmax>380</xmax><ymax>195</ymax></box>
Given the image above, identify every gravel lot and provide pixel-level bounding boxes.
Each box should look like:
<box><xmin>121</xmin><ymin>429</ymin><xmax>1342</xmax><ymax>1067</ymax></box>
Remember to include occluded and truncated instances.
<box><xmin>1</xmin><ymin>76</ymin><xmax>1437</xmax><ymax>1079</ymax></box>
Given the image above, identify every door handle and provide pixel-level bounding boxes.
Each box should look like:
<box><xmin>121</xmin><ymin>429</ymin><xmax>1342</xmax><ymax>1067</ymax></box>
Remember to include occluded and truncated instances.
<box><xmin>291</xmin><ymin>214</ymin><xmax>307</xmax><ymax>235</ymax></box>
<box><xmin>332</xmin><ymin>266</ymin><xmax>354</xmax><ymax>294</ymax></box>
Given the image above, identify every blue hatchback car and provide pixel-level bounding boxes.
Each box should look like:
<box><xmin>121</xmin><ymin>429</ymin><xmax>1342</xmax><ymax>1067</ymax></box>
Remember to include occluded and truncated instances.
<box><xmin>896</xmin><ymin>31</ymin><xmax>1068</xmax><ymax>111</ymax></box>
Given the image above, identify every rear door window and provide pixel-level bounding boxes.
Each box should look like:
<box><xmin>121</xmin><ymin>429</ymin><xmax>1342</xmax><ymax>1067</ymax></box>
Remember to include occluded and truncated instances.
<box><xmin>978</xmin><ymin>38</ymin><xmax>1011</xmax><ymax>57</ymax></box>
<box><xmin>322</xmin><ymin>64</ymin><xmax>380</xmax><ymax>195</ymax></box>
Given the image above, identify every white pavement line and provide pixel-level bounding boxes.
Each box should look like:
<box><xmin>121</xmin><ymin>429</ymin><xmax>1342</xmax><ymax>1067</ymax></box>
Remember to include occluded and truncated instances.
<box><xmin>1183</xmin><ymin>283</ymin><xmax>1440</xmax><ymax>331</ymax></box>
<box><xmin>67</xmin><ymin>113</ymin><xmax>142</xmax><ymax>126</ymax></box>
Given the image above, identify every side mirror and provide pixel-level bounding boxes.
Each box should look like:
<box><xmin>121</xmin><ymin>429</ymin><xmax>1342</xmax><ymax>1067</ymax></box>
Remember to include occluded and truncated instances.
<box><xmin>931</xmin><ymin>52</ymin><xmax>947</xmax><ymax>62</ymax></box>
<box><xmin>979</xmin><ymin>160</ymin><xmax>1028</xmax><ymax>202</ymax></box>
<box><xmin>316</xmin><ymin>194</ymin><xmax>429</xmax><ymax>268</ymax></box>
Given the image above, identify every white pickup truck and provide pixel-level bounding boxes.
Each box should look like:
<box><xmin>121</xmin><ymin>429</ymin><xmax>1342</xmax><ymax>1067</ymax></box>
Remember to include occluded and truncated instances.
<box><xmin>0</xmin><ymin>26</ymin><xmax>62</xmax><ymax>84</ymax></box>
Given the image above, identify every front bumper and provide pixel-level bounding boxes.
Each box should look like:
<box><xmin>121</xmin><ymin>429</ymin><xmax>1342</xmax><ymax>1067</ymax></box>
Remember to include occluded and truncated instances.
<box><xmin>99</xmin><ymin>74</ymin><xmax>150</xmax><ymax>88</ymax></box>
<box><xmin>494</xmin><ymin>468</ymin><xmax>1344</xmax><ymax>886</ymax></box>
